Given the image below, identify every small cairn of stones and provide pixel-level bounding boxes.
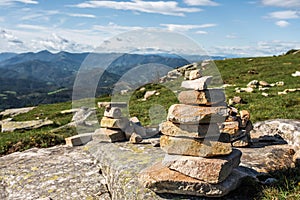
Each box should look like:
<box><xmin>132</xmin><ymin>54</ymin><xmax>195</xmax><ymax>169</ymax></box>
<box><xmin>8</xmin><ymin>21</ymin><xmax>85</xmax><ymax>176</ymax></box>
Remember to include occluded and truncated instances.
<box><xmin>95</xmin><ymin>102</ymin><xmax>144</xmax><ymax>143</ymax></box>
<box><xmin>140</xmin><ymin>70</ymin><xmax>246</xmax><ymax>197</ymax></box>
<box><xmin>221</xmin><ymin>107</ymin><xmax>253</xmax><ymax>147</ymax></box>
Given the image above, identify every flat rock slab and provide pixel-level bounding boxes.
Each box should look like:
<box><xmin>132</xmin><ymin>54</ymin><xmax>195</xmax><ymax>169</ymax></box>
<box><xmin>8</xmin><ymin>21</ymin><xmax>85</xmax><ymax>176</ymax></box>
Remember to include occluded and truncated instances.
<box><xmin>160</xmin><ymin>135</ymin><xmax>232</xmax><ymax>157</ymax></box>
<box><xmin>0</xmin><ymin>106</ymin><xmax>35</xmax><ymax>117</ymax></box>
<box><xmin>162</xmin><ymin>149</ymin><xmax>242</xmax><ymax>183</ymax></box>
<box><xmin>104</xmin><ymin>107</ymin><xmax>122</xmax><ymax>118</ymax></box>
<box><xmin>181</xmin><ymin>76</ymin><xmax>212</xmax><ymax>90</ymax></box>
<box><xmin>167</xmin><ymin>104</ymin><xmax>228</xmax><ymax>124</ymax></box>
<box><xmin>98</xmin><ymin>102</ymin><xmax>127</xmax><ymax>108</ymax></box>
<box><xmin>100</xmin><ymin>117</ymin><xmax>129</xmax><ymax>129</ymax></box>
<box><xmin>160</xmin><ymin>121</ymin><xmax>220</xmax><ymax>138</ymax></box>
<box><xmin>65</xmin><ymin>133</ymin><xmax>93</xmax><ymax>147</ymax></box>
<box><xmin>178</xmin><ymin>89</ymin><xmax>225</xmax><ymax>105</ymax></box>
<box><xmin>221</xmin><ymin>121</ymin><xmax>239</xmax><ymax>135</ymax></box>
<box><xmin>1</xmin><ymin>119</ymin><xmax>54</xmax><ymax>132</ymax></box>
<box><xmin>94</xmin><ymin>128</ymin><xmax>126</xmax><ymax>142</ymax></box>
<box><xmin>139</xmin><ymin>162</ymin><xmax>248</xmax><ymax>197</ymax></box>
<box><xmin>0</xmin><ymin>145</ymin><xmax>110</xmax><ymax>200</ymax></box>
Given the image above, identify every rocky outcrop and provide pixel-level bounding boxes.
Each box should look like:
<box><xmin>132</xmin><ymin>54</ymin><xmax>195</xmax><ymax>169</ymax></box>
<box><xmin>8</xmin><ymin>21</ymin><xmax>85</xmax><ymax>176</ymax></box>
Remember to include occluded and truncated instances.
<box><xmin>251</xmin><ymin>119</ymin><xmax>300</xmax><ymax>150</ymax></box>
<box><xmin>1</xmin><ymin>119</ymin><xmax>54</xmax><ymax>132</ymax></box>
<box><xmin>0</xmin><ymin>145</ymin><xmax>110</xmax><ymax>200</ymax></box>
<box><xmin>0</xmin><ymin>107</ymin><xmax>35</xmax><ymax>118</ymax></box>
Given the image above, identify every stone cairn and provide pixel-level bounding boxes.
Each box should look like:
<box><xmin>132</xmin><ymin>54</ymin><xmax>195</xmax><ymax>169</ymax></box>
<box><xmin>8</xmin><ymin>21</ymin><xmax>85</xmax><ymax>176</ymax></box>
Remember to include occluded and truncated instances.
<box><xmin>140</xmin><ymin>69</ymin><xmax>246</xmax><ymax>197</ymax></box>
<box><xmin>95</xmin><ymin>102</ymin><xmax>144</xmax><ymax>143</ymax></box>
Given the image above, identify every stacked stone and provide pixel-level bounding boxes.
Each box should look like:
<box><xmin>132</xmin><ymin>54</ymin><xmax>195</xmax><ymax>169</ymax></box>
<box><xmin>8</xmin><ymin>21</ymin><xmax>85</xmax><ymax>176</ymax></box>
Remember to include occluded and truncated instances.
<box><xmin>221</xmin><ymin>108</ymin><xmax>253</xmax><ymax>147</ymax></box>
<box><xmin>94</xmin><ymin>102</ymin><xmax>128</xmax><ymax>142</ymax></box>
<box><xmin>140</xmin><ymin>70</ymin><xmax>245</xmax><ymax>197</ymax></box>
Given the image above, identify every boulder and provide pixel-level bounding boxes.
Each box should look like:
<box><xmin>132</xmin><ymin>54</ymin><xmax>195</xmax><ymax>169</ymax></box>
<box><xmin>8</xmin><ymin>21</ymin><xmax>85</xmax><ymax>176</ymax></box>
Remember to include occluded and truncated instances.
<box><xmin>129</xmin><ymin>133</ymin><xmax>143</xmax><ymax>144</ymax></box>
<box><xmin>167</xmin><ymin>104</ymin><xmax>228</xmax><ymax>124</ymax></box>
<box><xmin>181</xmin><ymin>76</ymin><xmax>212</xmax><ymax>90</ymax></box>
<box><xmin>143</xmin><ymin>90</ymin><xmax>157</xmax><ymax>100</ymax></box>
<box><xmin>139</xmin><ymin>162</ymin><xmax>248</xmax><ymax>197</ymax></box>
<box><xmin>160</xmin><ymin>135</ymin><xmax>232</xmax><ymax>157</ymax></box>
<box><xmin>178</xmin><ymin>89</ymin><xmax>225</xmax><ymax>105</ymax></box>
<box><xmin>1</xmin><ymin>119</ymin><xmax>54</xmax><ymax>132</ymax></box>
<box><xmin>160</xmin><ymin>121</ymin><xmax>220</xmax><ymax>138</ymax></box>
<box><xmin>259</xmin><ymin>81</ymin><xmax>270</xmax><ymax>87</ymax></box>
<box><xmin>94</xmin><ymin>128</ymin><xmax>126</xmax><ymax>142</ymax></box>
<box><xmin>162</xmin><ymin>149</ymin><xmax>242</xmax><ymax>183</ymax></box>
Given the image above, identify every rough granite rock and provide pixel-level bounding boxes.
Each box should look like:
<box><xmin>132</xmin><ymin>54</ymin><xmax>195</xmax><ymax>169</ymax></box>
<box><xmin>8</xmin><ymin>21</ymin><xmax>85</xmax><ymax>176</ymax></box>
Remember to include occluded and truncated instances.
<box><xmin>178</xmin><ymin>89</ymin><xmax>225</xmax><ymax>105</ymax></box>
<box><xmin>139</xmin><ymin>162</ymin><xmax>248</xmax><ymax>197</ymax></box>
<box><xmin>160</xmin><ymin>135</ymin><xmax>232</xmax><ymax>157</ymax></box>
<box><xmin>0</xmin><ymin>145</ymin><xmax>110</xmax><ymax>200</ymax></box>
<box><xmin>181</xmin><ymin>76</ymin><xmax>212</xmax><ymax>90</ymax></box>
<box><xmin>251</xmin><ymin>119</ymin><xmax>300</xmax><ymax>150</ymax></box>
<box><xmin>167</xmin><ymin>104</ymin><xmax>228</xmax><ymax>124</ymax></box>
<box><xmin>160</xmin><ymin>121</ymin><xmax>220</xmax><ymax>138</ymax></box>
<box><xmin>1</xmin><ymin>119</ymin><xmax>54</xmax><ymax>132</ymax></box>
<box><xmin>162</xmin><ymin>149</ymin><xmax>242</xmax><ymax>183</ymax></box>
<box><xmin>100</xmin><ymin>117</ymin><xmax>129</xmax><ymax>129</ymax></box>
<box><xmin>94</xmin><ymin>128</ymin><xmax>126</xmax><ymax>142</ymax></box>
<box><xmin>188</xmin><ymin>69</ymin><xmax>202</xmax><ymax>80</ymax></box>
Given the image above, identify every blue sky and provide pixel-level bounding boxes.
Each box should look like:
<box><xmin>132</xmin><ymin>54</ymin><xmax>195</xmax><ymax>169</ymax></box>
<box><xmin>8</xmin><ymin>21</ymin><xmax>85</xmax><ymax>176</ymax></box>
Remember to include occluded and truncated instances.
<box><xmin>0</xmin><ymin>0</ymin><xmax>299</xmax><ymax>56</ymax></box>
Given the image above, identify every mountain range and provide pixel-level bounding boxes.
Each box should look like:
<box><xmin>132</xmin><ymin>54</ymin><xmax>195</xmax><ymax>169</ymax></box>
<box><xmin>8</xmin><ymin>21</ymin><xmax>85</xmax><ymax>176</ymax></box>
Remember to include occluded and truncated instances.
<box><xmin>0</xmin><ymin>50</ymin><xmax>225</xmax><ymax>110</ymax></box>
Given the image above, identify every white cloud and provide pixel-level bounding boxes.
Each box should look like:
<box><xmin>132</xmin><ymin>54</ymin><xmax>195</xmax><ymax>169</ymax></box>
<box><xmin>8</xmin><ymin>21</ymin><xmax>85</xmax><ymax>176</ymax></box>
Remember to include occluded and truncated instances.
<box><xmin>268</xmin><ymin>10</ymin><xmax>299</xmax><ymax>19</ymax></box>
<box><xmin>17</xmin><ymin>24</ymin><xmax>48</xmax><ymax>30</ymax></box>
<box><xmin>262</xmin><ymin>0</ymin><xmax>300</xmax><ymax>8</ymax></box>
<box><xmin>67</xmin><ymin>13</ymin><xmax>96</xmax><ymax>18</ymax></box>
<box><xmin>226</xmin><ymin>34</ymin><xmax>237</xmax><ymax>39</ymax></box>
<box><xmin>183</xmin><ymin>0</ymin><xmax>219</xmax><ymax>6</ymax></box>
<box><xmin>160</xmin><ymin>23</ymin><xmax>216</xmax><ymax>31</ymax></box>
<box><xmin>275</xmin><ymin>20</ymin><xmax>290</xmax><ymax>27</ymax></box>
<box><xmin>195</xmin><ymin>30</ymin><xmax>208</xmax><ymax>34</ymax></box>
<box><xmin>0</xmin><ymin>0</ymin><xmax>38</xmax><ymax>6</ymax></box>
<box><xmin>72</xmin><ymin>0</ymin><xmax>201</xmax><ymax>16</ymax></box>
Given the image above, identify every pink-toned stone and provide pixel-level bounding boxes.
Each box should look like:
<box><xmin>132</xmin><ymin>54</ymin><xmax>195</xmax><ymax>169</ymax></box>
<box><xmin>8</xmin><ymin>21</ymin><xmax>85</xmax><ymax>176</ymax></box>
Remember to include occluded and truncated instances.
<box><xmin>167</xmin><ymin>104</ymin><xmax>228</xmax><ymax>124</ymax></box>
<box><xmin>178</xmin><ymin>89</ymin><xmax>225</xmax><ymax>105</ymax></box>
<box><xmin>139</xmin><ymin>162</ymin><xmax>248</xmax><ymax>197</ymax></box>
<box><xmin>181</xmin><ymin>76</ymin><xmax>212</xmax><ymax>90</ymax></box>
<box><xmin>162</xmin><ymin>149</ymin><xmax>241</xmax><ymax>183</ymax></box>
<box><xmin>160</xmin><ymin>135</ymin><xmax>232</xmax><ymax>157</ymax></box>
<box><xmin>160</xmin><ymin>121</ymin><xmax>220</xmax><ymax>138</ymax></box>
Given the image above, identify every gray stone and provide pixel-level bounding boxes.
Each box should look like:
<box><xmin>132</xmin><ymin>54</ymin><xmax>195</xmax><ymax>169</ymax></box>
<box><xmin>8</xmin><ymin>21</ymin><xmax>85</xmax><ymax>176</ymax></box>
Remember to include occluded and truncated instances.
<box><xmin>0</xmin><ymin>145</ymin><xmax>109</xmax><ymax>200</ymax></box>
<box><xmin>65</xmin><ymin>133</ymin><xmax>93</xmax><ymax>147</ymax></box>
<box><xmin>167</xmin><ymin>104</ymin><xmax>228</xmax><ymax>124</ymax></box>
<box><xmin>162</xmin><ymin>149</ymin><xmax>242</xmax><ymax>183</ymax></box>
<box><xmin>0</xmin><ymin>106</ymin><xmax>35</xmax><ymax>117</ymax></box>
<box><xmin>251</xmin><ymin>119</ymin><xmax>300</xmax><ymax>150</ymax></box>
<box><xmin>139</xmin><ymin>162</ymin><xmax>248</xmax><ymax>197</ymax></box>
<box><xmin>94</xmin><ymin>128</ymin><xmax>126</xmax><ymax>142</ymax></box>
<box><xmin>1</xmin><ymin>119</ymin><xmax>54</xmax><ymax>132</ymax></box>
<box><xmin>181</xmin><ymin>76</ymin><xmax>212</xmax><ymax>90</ymax></box>
<box><xmin>160</xmin><ymin>135</ymin><xmax>232</xmax><ymax>157</ymax></box>
<box><xmin>178</xmin><ymin>89</ymin><xmax>225</xmax><ymax>105</ymax></box>
<box><xmin>104</xmin><ymin>107</ymin><xmax>122</xmax><ymax>118</ymax></box>
<box><xmin>125</xmin><ymin>122</ymin><xmax>147</xmax><ymax>139</ymax></box>
<box><xmin>71</xmin><ymin>107</ymin><xmax>96</xmax><ymax>123</ymax></box>
<box><xmin>160</xmin><ymin>121</ymin><xmax>220</xmax><ymax>138</ymax></box>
